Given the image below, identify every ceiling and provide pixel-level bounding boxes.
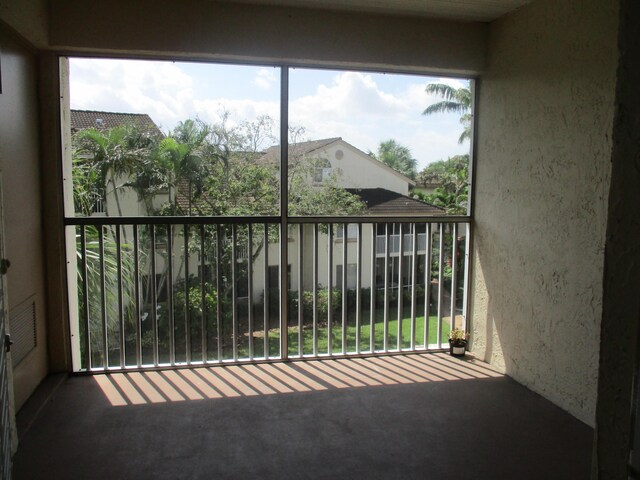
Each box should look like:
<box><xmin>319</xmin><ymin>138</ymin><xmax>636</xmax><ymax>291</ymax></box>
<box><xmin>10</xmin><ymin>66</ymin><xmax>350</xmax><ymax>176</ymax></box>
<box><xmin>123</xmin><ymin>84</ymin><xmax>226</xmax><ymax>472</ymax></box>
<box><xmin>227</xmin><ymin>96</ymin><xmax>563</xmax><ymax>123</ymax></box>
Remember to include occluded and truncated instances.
<box><xmin>220</xmin><ymin>0</ymin><xmax>532</xmax><ymax>22</ymax></box>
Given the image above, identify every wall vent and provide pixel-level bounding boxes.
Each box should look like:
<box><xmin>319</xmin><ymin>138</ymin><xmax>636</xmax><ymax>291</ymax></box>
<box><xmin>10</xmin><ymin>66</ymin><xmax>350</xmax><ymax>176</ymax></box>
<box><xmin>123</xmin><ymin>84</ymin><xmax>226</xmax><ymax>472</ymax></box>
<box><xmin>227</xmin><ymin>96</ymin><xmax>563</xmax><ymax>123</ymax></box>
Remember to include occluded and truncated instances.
<box><xmin>9</xmin><ymin>296</ymin><xmax>37</xmax><ymax>367</ymax></box>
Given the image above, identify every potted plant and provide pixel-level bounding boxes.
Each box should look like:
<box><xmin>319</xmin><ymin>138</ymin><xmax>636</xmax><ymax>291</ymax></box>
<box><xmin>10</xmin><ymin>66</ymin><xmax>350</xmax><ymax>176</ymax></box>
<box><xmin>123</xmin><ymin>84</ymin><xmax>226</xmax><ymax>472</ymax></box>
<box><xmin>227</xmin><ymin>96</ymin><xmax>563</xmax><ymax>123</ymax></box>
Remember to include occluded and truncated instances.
<box><xmin>449</xmin><ymin>328</ymin><xmax>468</xmax><ymax>357</ymax></box>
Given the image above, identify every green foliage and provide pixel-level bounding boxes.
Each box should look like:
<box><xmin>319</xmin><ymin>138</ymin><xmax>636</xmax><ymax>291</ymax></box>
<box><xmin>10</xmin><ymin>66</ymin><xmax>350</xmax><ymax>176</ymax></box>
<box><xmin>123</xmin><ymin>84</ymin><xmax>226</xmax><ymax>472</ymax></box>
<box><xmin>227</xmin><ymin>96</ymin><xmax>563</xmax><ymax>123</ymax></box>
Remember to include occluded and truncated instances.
<box><xmin>77</xmin><ymin>225</ymin><xmax>137</xmax><ymax>363</ymax></box>
<box><xmin>416</xmin><ymin>155</ymin><xmax>469</xmax><ymax>215</ymax></box>
<box><xmin>74</xmin><ymin>124</ymin><xmax>159</xmax><ymax>216</ymax></box>
<box><xmin>423</xmin><ymin>83</ymin><xmax>472</xmax><ymax>144</ymax></box>
<box><xmin>449</xmin><ymin>328</ymin><xmax>468</xmax><ymax>346</ymax></box>
<box><xmin>368</xmin><ymin>139</ymin><xmax>417</xmax><ymax>180</ymax></box>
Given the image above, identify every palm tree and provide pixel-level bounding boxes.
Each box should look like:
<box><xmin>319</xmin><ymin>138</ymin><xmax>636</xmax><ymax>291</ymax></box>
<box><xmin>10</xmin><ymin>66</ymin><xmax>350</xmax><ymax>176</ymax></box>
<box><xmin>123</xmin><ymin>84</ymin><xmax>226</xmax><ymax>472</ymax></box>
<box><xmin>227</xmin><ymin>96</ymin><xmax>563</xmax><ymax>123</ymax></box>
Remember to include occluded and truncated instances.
<box><xmin>157</xmin><ymin>119</ymin><xmax>213</xmax><ymax>215</ymax></box>
<box><xmin>423</xmin><ymin>83</ymin><xmax>472</xmax><ymax>144</ymax></box>
<box><xmin>369</xmin><ymin>139</ymin><xmax>418</xmax><ymax>180</ymax></box>
<box><xmin>75</xmin><ymin>124</ymin><xmax>154</xmax><ymax>216</ymax></box>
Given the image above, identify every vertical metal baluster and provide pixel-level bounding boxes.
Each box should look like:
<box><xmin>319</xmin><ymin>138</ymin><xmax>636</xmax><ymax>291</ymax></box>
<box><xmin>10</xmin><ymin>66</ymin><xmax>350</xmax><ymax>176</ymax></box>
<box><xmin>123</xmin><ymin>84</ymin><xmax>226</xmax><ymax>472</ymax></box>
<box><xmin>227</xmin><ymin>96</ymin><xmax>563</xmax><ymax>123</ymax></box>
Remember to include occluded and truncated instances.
<box><xmin>341</xmin><ymin>223</ymin><xmax>347</xmax><ymax>354</ymax></box>
<box><xmin>248</xmin><ymin>224</ymin><xmax>254</xmax><ymax>360</ymax></box>
<box><xmin>383</xmin><ymin>223</ymin><xmax>390</xmax><ymax>352</ymax></box>
<box><xmin>279</xmin><ymin>66</ymin><xmax>289</xmax><ymax>362</ymax></box>
<box><xmin>410</xmin><ymin>223</ymin><xmax>418</xmax><ymax>351</ymax></box>
<box><xmin>184</xmin><ymin>225</ymin><xmax>191</xmax><ymax>364</ymax></box>
<box><xmin>98</xmin><ymin>225</ymin><xmax>108</xmax><ymax>369</ymax></box>
<box><xmin>450</xmin><ymin>223</ymin><xmax>459</xmax><ymax>337</ymax></box>
<box><xmin>231</xmin><ymin>224</ymin><xmax>238</xmax><ymax>361</ymax></box>
<box><xmin>437</xmin><ymin>223</ymin><xmax>445</xmax><ymax>347</ymax></box>
<box><xmin>167</xmin><ymin>224</ymin><xmax>175</xmax><ymax>365</ymax></box>
<box><xmin>297</xmin><ymin>223</ymin><xmax>303</xmax><ymax>357</ymax></box>
<box><xmin>263</xmin><ymin>224</ymin><xmax>269</xmax><ymax>359</ymax></box>
<box><xmin>313</xmin><ymin>224</ymin><xmax>318</xmax><ymax>357</ymax></box>
<box><xmin>134</xmin><ymin>225</ymin><xmax>142</xmax><ymax>367</ymax></box>
<box><xmin>370</xmin><ymin>223</ymin><xmax>376</xmax><ymax>353</ymax></box>
<box><xmin>397</xmin><ymin>223</ymin><xmax>404</xmax><ymax>351</ymax></box>
<box><xmin>216</xmin><ymin>224</ymin><xmax>223</xmax><ymax>362</ymax></box>
<box><xmin>424</xmin><ymin>223</ymin><xmax>433</xmax><ymax>349</ymax></box>
<box><xmin>200</xmin><ymin>224</ymin><xmax>207</xmax><ymax>363</ymax></box>
<box><xmin>116</xmin><ymin>226</ymin><xmax>125</xmax><ymax>368</ymax></box>
<box><xmin>150</xmin><ymin>225</ymin><xmax>158</xmax><ymax>367</ymax></box>
<box><xmin>356</xmin><ymin>223</ymin><xmax>362</xmax><ymax>354</ymax></box>
<box><xmin>80</xmin><ymin>226</ymin><xmax>91</xmax><ymax>370</ymax></box>
<box><xmin>327</xmin><ymin>223</ymin><xmax>333</xmax><ymax>356</ymax></box>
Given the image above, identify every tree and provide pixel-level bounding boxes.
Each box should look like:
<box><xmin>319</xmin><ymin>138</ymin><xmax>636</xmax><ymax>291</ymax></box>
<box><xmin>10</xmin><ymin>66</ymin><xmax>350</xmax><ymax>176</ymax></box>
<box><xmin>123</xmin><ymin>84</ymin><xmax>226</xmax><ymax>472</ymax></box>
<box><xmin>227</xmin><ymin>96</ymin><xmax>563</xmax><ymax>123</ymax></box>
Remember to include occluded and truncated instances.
<box><xmin>368</xmin><ymin>139</ymin><xmax>417</xmax><ymax>180</ymax></box>
<box><xmin>72</xmin><ymin>115</ymin><xmax>369</xmax><ymax>356</ymax></box>
<box><xmin>423</xmin><ymin>83</ymin><xmax>472</xmax><ymax>144</ymax></box>
<box><xmin>415</xmin><ymin>154</ymin><xmax>469</xmax><ymax>215</ymax></box>
<box><xmin>74</xmin><ymin>124</ymin><xmax>157</xmax><ymax>216</ymax></box>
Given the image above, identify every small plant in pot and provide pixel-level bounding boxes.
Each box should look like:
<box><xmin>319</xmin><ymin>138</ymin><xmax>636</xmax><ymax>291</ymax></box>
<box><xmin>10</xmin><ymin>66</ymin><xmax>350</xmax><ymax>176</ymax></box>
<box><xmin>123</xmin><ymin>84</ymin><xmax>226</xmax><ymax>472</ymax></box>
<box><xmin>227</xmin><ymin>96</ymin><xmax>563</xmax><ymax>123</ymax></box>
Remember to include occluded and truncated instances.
<box><xmin>449</xmin><ymin>328</ymin><xmax>469</xmax><ymax>357</ymax></box>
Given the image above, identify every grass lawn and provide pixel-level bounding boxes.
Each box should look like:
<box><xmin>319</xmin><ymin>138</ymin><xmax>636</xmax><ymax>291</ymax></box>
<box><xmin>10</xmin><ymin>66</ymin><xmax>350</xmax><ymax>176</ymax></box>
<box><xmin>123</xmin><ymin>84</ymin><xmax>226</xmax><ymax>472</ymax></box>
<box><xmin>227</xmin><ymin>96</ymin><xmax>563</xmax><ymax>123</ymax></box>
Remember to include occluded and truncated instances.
<box><xmin>242</xmin><ymin>311</ymin><xmax>452</xmax><ymax>357</ymax></box>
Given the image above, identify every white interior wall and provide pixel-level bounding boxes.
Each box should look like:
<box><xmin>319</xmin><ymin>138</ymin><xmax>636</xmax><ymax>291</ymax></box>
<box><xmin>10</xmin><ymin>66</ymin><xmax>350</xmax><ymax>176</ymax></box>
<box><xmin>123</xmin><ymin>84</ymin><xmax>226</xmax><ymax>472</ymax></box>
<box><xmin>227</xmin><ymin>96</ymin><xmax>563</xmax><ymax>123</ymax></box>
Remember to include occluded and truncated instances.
<box><xmin>470</xmin><ymin>0</ymin><xmax>619</xmax><ymax>425</ymax></box>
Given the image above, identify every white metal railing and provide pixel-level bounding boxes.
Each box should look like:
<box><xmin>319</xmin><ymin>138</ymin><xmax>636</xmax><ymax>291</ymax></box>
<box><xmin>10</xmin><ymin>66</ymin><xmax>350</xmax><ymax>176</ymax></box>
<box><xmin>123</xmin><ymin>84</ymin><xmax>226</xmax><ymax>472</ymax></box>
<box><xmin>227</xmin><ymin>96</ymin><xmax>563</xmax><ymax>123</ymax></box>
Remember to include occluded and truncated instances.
<box><xmin>67</xmin><ymin>217</ymin><xmax>469</xmax><ymax>372</ymax></box>
<box><xmin>375</xmin><ymin>233</ymin><xmax>427</xmax><ymax>256</ymax></box>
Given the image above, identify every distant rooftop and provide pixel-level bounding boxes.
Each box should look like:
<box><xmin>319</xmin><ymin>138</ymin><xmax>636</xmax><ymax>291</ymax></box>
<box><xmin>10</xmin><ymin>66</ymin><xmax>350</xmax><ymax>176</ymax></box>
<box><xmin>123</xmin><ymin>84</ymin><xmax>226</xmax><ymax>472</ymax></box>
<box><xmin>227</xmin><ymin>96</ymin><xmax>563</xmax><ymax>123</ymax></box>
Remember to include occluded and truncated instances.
<box><xmin>261</xmin><ymin>138</ymin><xmax>341</xmax><ymax>164</ymax></box>
<box><xmin>346</xmin><ymin>188</ymin><xmax>444</xmax><ymax>215</ymax></box>
<box><xmin>70</xmin><ymin>109</ymin><xmax>163</xmax><ymax>136</ymax></box>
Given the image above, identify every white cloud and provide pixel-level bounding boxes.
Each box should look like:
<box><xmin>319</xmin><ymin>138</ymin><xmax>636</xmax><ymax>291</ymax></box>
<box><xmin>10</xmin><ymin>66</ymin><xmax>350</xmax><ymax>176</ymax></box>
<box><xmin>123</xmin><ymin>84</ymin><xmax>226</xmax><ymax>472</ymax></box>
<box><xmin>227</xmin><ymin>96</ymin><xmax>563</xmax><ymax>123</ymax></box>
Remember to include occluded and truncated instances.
<box><xmin>69</xmin><ymin>58</ymin><xmax>195</xmax><ymax>132</ymax></box>
<box><xmin>253</xmin><ymin>68</ymin><xmax>277</xmax><ymax>90</ymax></box>
<box><xmin>289</xmin><ymin>71</ymin><xmax>469</xmax><ymax>167</ymax></box>
<box><xmin>68</xmin><ymin>59</ymin><xmax>469</xmax><ymax>167</ymax></box>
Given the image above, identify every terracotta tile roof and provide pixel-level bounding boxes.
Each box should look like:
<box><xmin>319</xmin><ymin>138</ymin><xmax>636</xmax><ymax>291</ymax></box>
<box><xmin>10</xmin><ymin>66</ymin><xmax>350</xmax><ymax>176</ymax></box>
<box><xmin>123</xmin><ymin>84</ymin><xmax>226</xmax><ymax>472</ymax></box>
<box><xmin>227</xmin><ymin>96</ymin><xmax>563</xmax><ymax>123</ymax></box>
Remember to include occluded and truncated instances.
<box><xmin>346</xmin><ymin>188</ymin><xmax>444</xmax><ymax>215</ymax></box>
<box><xmin>70</xmin><ymin>109</ymin><xmax>163</xmax><ymax>136</ymax></box>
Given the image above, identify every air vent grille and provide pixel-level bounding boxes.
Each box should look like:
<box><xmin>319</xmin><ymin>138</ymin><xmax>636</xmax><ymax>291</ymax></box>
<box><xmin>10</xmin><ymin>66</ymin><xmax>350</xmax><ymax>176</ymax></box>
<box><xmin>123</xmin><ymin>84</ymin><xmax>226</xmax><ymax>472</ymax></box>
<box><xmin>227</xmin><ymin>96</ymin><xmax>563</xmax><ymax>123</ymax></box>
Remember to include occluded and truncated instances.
<box><xmin>9</xmin><ymin>297</ymin><xmax>37</xmax><ymax>367</ymax></box>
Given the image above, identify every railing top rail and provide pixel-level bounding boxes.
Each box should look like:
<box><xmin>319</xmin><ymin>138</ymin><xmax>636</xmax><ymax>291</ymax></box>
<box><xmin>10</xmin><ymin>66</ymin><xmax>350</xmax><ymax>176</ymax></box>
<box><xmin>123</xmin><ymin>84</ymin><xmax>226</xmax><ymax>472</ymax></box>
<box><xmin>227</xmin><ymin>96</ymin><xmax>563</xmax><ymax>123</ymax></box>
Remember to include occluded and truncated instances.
<box><xmin>64</xmin><ymin>216</ymin><xmax>282</xmax><ymax>226</ymax></box>
<box><xmin>65</xmin><ymin>215</ymin><xmax>471</xmax><ymax>226</ymax></box>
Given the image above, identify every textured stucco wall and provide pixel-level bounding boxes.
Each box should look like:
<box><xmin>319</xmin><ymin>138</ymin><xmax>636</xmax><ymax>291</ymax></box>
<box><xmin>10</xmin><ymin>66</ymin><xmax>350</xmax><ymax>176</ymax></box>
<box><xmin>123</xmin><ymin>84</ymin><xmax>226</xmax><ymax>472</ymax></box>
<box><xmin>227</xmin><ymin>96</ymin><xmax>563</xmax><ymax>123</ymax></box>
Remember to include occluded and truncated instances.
<box><xmin>471</xmin><ymin>0</ymin><xmax>619</xmax><ymax>426</ymax></box>
<box><xmin>594</xmin><ymin>0</ymin><xmax>640</xmax><ymax>476</ymax></box>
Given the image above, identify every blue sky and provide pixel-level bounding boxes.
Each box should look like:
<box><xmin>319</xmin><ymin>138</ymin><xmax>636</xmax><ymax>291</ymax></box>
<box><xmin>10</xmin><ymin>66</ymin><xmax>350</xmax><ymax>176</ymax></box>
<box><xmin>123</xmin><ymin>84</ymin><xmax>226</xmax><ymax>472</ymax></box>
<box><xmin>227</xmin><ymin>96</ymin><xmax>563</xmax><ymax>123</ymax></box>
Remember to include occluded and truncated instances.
<box><xmin>69</xmin><ymin>58</ymin><xmax>470</xmax><ymax>169</ymax></box>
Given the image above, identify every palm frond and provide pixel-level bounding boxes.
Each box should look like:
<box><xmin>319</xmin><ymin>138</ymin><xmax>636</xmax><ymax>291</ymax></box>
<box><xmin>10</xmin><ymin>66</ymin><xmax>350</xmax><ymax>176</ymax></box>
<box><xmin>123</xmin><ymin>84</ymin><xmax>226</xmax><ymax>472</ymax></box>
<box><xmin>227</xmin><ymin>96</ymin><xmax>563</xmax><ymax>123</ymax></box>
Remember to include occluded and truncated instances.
<box><xmin>423</xmin><ymin>101</ymin><xmax>468</xmax><ymax>116</ymax></box>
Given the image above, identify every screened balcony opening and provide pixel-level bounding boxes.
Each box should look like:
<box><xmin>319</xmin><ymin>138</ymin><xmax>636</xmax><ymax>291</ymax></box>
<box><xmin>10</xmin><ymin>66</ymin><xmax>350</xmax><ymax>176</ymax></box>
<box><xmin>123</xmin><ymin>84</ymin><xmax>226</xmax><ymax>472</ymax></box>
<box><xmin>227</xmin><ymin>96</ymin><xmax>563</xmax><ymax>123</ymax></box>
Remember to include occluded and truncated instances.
<box><xmin>62</xmin><ymin>57</ymin><xmax>474</xmax><ymax>372</ymax></box>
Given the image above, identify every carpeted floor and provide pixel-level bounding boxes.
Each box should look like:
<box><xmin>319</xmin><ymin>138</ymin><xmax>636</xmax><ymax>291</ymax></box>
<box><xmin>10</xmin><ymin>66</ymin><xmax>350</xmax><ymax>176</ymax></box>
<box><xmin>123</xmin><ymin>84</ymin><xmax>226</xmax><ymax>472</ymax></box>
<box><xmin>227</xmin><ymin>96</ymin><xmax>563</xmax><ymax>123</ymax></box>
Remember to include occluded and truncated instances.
<box><xmin>12</xmin><ymin>353</ymin><xmax>593</xmax><ymax>480</ymax></box>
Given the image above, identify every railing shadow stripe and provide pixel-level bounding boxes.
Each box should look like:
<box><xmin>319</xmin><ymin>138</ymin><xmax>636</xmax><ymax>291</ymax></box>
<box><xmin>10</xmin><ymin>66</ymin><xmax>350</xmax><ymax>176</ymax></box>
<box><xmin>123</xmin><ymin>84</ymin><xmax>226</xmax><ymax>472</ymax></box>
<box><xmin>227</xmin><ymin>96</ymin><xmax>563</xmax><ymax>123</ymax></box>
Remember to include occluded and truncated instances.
<box><xmin>421</xmin><ymin>354</ymin><xmax>486</xmax><ymax>379</ymax></box>
<box><xmin>387</xmin><ymin>355</ymin><xmax>465</xmax><ymax>381</ymax></box>
<box><xmin>213</xmin><ymin>366</ymin><xmax>261</xmax><ymax>396</ymax></box>
<box><xmin>142</xmin><ymin>371</ymin><xmax>187</xmax><ymax>402</ymax></box>
<box><xmin>289</xmin><ymin>362</ymin><xmax>349</xmax><ymax>389</ymax></box>
<box><xmin>93</xmin><ymin>375</ymin><xmax>129</xmax><ymax>406</ymax></box>
<box><xmin>110</xmin><ymin>373</ymin><xmax>148</xmax><ymax>405</ymax></box>
<box><xmin>128</xmin><ymin>372</ymin><xmax>168</xmax><ymax>403</ymax></box>
<box><xmin>330</xmin><ymin>360</ymin><xmax>383</xmax><ymax>386</ymax></box>
<box><xmin>252</xmin><ymin>363</ymin><xmax>312</xmax><ymax>393</ymax></box>
<box><xmin>427</xmin><ymin>353</ymin><xmax>504</xmax><ymax>377</ymax></box>
<box><xmin>411</xmin><ymin>354</ymin><xmax>485</xmax><ymax>380</ymax></box>
<box><xmin>373</xmin><ymin>356</ymin><xmax>440</xmax><ymax>383</ymax></box>
<box><xmin>311</xmin><ymin>361</ymin><xmax>369</xmax><ymax>388</ymax></box>
<box><xmin>159</xmin><ymin>370</ymin><xmax>205</xmax><ymax>401</ymax></box>
<box><xmin>341</xmin><ymin>358</ymin><xmax>405</xmax><ymax>385</ymax></box>
<box><xmin>352</xmin><ymin>358</ymin><xmax>417</xmax><ymax>384</ymax></box>
<box><xmin>174</xmin><ymin>369</ymin><xmax>223</xmax><ymax>399</ymax></box>
<box><xmin>390</xmin><ymin>355</ymin><xmax>452</xmax><ymax>382</ymax></box>
<box><xmin>186</xmin><ymin>368</ymin><xmax>228</xmax><ymax>398</ymax></box>
<box><xmin>227</xmin><ymin>366</ymin><xmax>278</xmax><ymax>395</ymax></box>
<box><xmin>243</xmin><ymin>364</ymin><xmax>294</xmax><ymax>394</ymax></box>
<box><xmin>195</xmin><ymin>368</ymin><xmax>243</xmax><ymax>398</ymax></box>
<box><xmin>270</xmin><ymin>362</ymin><xmax>328</xmax><ymax>391</ymax></box>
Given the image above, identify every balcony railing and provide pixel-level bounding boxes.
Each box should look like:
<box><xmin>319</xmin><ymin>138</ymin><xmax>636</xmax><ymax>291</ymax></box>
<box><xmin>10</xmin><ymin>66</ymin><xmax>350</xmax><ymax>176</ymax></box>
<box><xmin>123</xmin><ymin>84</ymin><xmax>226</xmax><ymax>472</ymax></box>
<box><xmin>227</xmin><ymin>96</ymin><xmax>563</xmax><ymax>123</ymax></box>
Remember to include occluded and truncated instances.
<box><xmin>375</xmin><ymin>233</ymin><xmax>427</xmax><ymax>256</ymax></box>
<box><xmin>67</xmin><ymin>217</ymin><xmax>470</xmax><ymax>372</ymax></box>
